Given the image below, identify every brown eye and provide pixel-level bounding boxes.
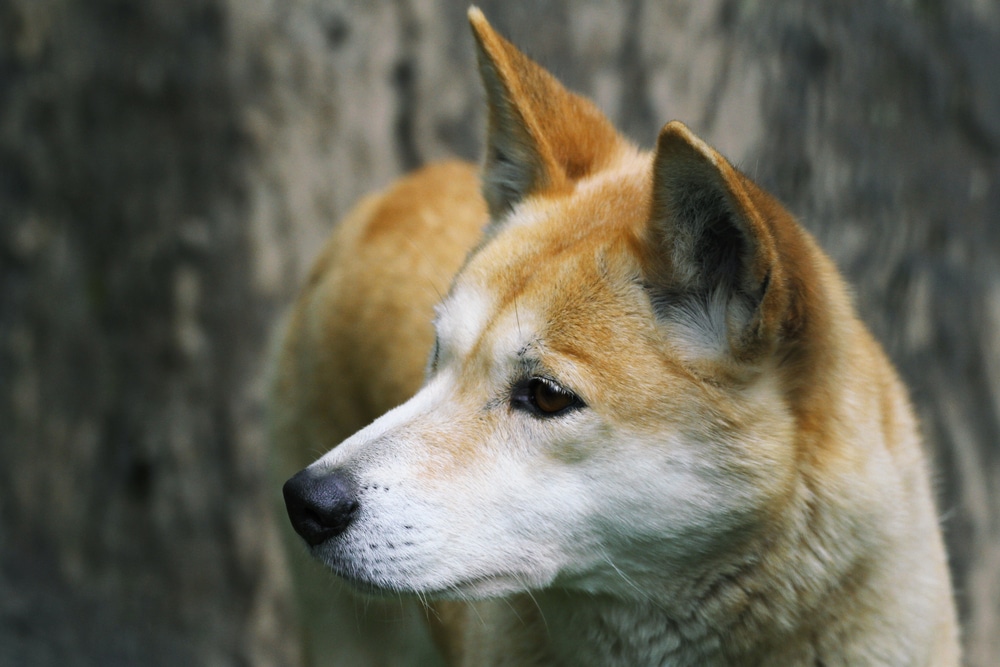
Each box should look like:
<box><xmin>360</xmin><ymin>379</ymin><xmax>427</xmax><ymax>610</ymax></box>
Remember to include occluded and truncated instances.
<box><xmin>511</xmin><ymin>377</ymin><xmax>584</xmax><ymax>417</ymax></box>
<box><xmin>532</xmin><ymin>379</ymin><xmax>574</xmax><ymax>414</ymax></box>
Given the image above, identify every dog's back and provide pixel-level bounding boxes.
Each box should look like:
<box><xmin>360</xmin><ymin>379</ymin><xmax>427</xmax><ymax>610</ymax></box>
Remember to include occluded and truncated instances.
<box><xmin>272</xmin><ymin>161</ymin><xmax>485</xmax><ymax>472</ymax></box>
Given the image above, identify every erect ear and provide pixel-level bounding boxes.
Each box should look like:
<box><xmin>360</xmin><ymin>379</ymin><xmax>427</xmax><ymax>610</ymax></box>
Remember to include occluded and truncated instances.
<box><xmin>648</xmin><ymin>121</ymin><xmax>790</xmax><ymax>362</ymax></box>
<box><xmin>468</xmin><ymin>8</ymin><xmax>625</xmax><ymax>220</ymax></box>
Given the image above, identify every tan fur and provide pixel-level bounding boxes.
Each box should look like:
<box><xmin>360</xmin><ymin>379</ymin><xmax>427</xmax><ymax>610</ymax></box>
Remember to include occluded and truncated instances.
<box><xmin>271</xmin><ymin>161</ymin><xmax>485</xmax><ymax>665</ymax></box>
<box><xmin>273</xmin><ymin>8</ymin><xmax>959</xmax><ymax>666</ymax></box>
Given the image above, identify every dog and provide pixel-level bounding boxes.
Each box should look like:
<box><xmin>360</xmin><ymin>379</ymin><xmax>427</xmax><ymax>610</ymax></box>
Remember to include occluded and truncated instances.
<box><xmin>272</xmin><ymin>8</ymin><xmax>960</xmax><ymax>665</ymax></box>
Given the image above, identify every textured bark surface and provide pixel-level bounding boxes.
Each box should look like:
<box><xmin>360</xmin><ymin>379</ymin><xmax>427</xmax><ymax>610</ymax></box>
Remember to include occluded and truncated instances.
<box><xmin>1</xmin><ymin>0</ymin><xmax>997</xmax><ymax>665</ymax></box>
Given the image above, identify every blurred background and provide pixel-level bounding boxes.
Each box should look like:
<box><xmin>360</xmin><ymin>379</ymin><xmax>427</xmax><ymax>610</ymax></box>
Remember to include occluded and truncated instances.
<box><xmin>1</xmin><ymin>0</ymin><xmax>998</xmax><ymax>665</ymax></box>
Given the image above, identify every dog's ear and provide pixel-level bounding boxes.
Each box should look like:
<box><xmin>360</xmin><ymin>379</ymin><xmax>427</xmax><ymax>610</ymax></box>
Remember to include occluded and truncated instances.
<box><xmin>468</xmin><ymin>8</ymin><xmax>624</xmax><ymax>220</ymax></box>
<box><xmin>647</xmin><ymin>121</ymin><xmax>792</xmax><ymax>363</ymax></box>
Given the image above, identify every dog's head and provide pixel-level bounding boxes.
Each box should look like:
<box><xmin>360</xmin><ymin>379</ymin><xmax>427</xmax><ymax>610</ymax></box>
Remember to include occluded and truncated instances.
<box><xmin>284</xmin><ymin>9</ymin><xmax>837</xmax><ymax>602</ymax></box>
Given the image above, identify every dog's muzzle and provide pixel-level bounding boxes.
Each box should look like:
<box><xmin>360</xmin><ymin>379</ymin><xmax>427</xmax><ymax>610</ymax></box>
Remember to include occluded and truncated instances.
<box><xmin>283</xmin><ymin>468</ymin><xmax>359</xmax><ymax>546</ymax></box>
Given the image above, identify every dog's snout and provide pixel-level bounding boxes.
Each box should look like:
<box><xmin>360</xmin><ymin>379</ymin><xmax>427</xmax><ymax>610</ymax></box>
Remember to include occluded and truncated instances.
<box><xmin>283</xmin><ymin>468</ymin><xmax>359</xmax><ymax>546</ymax></box>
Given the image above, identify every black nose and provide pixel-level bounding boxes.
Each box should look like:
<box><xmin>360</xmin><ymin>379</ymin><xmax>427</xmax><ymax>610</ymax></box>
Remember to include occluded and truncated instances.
<box><xmin>282</xmin><ymin>468</ymin><xmax>359</xmax><ymax>546</ymax></box>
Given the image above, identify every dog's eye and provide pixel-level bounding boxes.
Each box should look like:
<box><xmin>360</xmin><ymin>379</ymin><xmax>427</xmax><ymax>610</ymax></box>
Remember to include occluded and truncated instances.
<box><xmin>513</xmin><ymin>378</ymin><xmax>583</xmax><ymax>417</ymax></box>
<box><xmin>533</xmin><ymin>379</ymin><xmax>575</xmax><ymax>414</ymax></box>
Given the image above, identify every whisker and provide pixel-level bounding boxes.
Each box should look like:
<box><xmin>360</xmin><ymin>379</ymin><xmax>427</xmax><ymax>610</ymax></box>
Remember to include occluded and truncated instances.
<box><xmin>521</xmin><ymin>585</ymin><xmax>549</xmax><ymax>636</ymax></box>
<box><xmin>501</xmin><ymin>594</ymin><xmax>526</xmax><ymax>628</ymax></box>
<box><xmin>401</xmin><ymin>235</ymin><xmax>447</xmax><ymax>303</ymax></box>
<box><xmin>464</xmin><ymin>591</ymin><xmax>487</xmax><ymax>627</ymax></box>
<box><xmin>514</xmin><ymin>296</ymin><xmax>522</xmax><ymax>337</ymax></box>
<box><xmin>601</xmin><ymin>554</ymin><xmax>667</xmax><ymax>613</ymax></box>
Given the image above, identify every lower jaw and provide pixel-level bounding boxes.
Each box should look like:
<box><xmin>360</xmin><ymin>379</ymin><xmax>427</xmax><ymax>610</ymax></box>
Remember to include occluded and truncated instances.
<box><xmin>327</xmin><ymin>565</ymin><xmax>547</xmax><ymax>601</ymax></box>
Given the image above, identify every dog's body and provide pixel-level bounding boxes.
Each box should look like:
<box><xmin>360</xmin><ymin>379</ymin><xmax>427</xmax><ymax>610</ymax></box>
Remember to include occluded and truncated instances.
<box><xmin>273</xmin><ymin>9</ymin><xmax>959</xmax><ymax>665</ymax></box>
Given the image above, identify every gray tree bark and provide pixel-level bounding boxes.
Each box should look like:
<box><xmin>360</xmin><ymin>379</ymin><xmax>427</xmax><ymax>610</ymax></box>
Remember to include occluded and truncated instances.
<box><xmin>1</xmin><ymin>0</ymin><xmax>997</xmax><ymax>665</ymax></box>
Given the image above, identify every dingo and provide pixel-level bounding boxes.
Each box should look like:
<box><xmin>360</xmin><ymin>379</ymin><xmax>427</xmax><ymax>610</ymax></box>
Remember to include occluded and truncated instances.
<box><xmin>274</xmin><ymin>8</ymin><xmax>959</xmax><ymax>665</ymax></box>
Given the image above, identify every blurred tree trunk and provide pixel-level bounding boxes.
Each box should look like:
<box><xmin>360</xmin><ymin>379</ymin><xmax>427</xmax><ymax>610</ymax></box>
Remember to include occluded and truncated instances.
<box><xmin>0</xmin><ymin>0</ymin><xmax>997</xmax><ymax>666</ymax></box>
<box><xmin>0</xmin><ymin>0</ymin><xmax>298</xmax><ymax>664</ymax></box>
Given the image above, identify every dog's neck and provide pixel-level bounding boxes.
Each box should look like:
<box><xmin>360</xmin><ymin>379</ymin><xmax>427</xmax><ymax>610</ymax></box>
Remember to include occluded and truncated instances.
<box><xmin>461</xmin><ymin>471</ymin><xmax>923</xmax><ymax>667</ymax></box>
<box><xmin>538</xmin><ymin>592</ymin><xmax>724</xmax><ymax>666</ymax></box>
<box><xmin>458</xmin><ymin>591</ymin><xmax>699</xmax><ymax>666</ymax></box>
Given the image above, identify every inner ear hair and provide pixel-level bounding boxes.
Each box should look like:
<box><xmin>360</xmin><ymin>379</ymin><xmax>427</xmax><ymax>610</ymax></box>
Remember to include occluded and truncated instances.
<box><xmin>665</xmin><ymin>181</ymin><xmax>758</xmax><ymax>300</ymax></box>
<box><xmin>648</xmin><ymin>122</ymin><xmax>780</xmax><ymax>360</ymax></box>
